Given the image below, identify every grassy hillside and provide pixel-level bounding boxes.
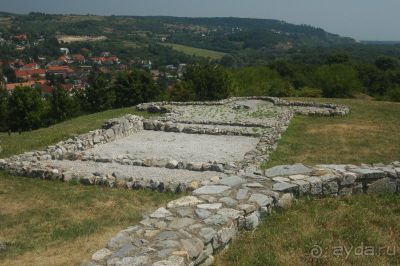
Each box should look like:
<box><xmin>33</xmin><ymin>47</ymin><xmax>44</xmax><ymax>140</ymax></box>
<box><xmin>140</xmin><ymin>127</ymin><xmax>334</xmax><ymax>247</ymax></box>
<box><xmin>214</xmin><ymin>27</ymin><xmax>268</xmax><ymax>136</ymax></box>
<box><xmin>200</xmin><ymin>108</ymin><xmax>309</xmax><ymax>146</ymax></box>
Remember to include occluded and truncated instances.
<box><xmin>265</xmin><ymin>98</ymin><xmax>400</xmax><ymax>167</ymax></box>
<box><xmin>0</xmin><ymin>107</ymin><xmax>175</xmax><ymax>265</ymax></box>
<box><xmin>216</xmin><ymin>193</ymin><xmax>400</xmax><ymax>265</ymax></box>
<box><xmin>0</xmin><ymin>171</ymin><xmax>179</xmax><ymax>265</ymax></box>
<box><xmin>0</xmin><ymin>107</ymin><xmax>149</xmax><ymax>159</ymax></box>
<box><xmin>217</xmin><ymin>98</ymin><xmax>400</xmax><ymax>265</ymax></box>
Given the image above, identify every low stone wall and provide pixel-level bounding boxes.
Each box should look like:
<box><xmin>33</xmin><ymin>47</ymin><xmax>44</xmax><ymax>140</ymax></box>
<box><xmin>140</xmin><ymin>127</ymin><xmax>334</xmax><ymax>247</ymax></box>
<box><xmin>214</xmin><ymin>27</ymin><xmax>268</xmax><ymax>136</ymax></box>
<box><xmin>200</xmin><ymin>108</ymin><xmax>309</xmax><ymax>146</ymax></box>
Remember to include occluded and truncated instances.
<box><xmin>137</xmin><ymin>96</ymin><xmax>350</xmax><ymax>117</ymax></box>
<box><xmin>85</xmin><ymin>162</ymin><xmax>400</xmax><ymax>266</ymax></box>
<box><xmin>1</xmin><ymin>115</ymin><xmax>144</xmax><ymax>165</ymax></box>
<box><xmin>144</xmin><ymin>120</ymin><xmax>263</xmax><ymax>136</ymax></box>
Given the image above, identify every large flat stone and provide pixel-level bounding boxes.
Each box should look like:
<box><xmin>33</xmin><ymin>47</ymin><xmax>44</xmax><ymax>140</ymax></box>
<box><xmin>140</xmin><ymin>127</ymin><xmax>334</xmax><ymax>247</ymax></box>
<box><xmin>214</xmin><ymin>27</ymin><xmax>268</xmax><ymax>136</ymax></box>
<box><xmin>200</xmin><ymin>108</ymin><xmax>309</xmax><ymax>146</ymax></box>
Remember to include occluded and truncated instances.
<box><xmin>169</xmin><ymin>218</ymin><xmax>196</xmax><ymax>230</ymax></box>
<box><xmin>167</xmin><ymin>196</ymin><xmax>203</xmax><ymax>209</ymax></box>
<box><xmin>217</xmin><ymin>176</ymin><xmax>246</xmax><ymax>187</ymax></box>
<box><xmin>150</xmin><ymin>207</ymin><xmax>173</xmax><ymax>219</ymax></box>
<box><xmin>349</xmin><ymin>168</ymin><xmax>386</xmax><ymax>179</ymax></box>
<box><xmin>265</xmin><ymin>163</ymin><xmax>313</xmax><ymax>177</ymax></box>
<box><xmin>248</xmin><ymin>193</ymin><xmax>273</xmax><ymax>207</ymax></box>
<box><xmin>273</xmin><ymin>182</ymin><xmax>298</xmax><ymax>192</ymax></box>
<box><xmin>193</xmin><ymin>185</ymin><xmax>231</xmax><ymax>195</ymax></box>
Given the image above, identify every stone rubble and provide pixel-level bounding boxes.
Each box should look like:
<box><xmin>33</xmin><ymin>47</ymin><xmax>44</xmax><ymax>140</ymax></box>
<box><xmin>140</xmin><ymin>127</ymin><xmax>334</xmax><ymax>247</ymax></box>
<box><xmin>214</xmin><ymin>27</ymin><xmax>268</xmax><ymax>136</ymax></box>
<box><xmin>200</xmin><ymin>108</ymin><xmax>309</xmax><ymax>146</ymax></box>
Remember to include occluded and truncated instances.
<box><xmin>83</xmin><ymin>162</ymin><xmax>399</xmax><ymax>266</ymax></box>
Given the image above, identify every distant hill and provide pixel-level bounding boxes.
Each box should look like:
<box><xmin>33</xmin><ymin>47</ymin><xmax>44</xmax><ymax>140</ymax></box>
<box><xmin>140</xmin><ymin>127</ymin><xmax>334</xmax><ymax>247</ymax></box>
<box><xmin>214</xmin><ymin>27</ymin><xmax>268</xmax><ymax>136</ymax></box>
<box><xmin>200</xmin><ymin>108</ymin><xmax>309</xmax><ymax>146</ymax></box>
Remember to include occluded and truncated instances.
<box><xmin>0</xmin><ymin>13</ymin><xmax>355</xmax><ymax>51</ymax></box>
<box><xmin>4</xmin><ymin>12</ymin><xmax>400</xmax><ymax>66</ymax></box>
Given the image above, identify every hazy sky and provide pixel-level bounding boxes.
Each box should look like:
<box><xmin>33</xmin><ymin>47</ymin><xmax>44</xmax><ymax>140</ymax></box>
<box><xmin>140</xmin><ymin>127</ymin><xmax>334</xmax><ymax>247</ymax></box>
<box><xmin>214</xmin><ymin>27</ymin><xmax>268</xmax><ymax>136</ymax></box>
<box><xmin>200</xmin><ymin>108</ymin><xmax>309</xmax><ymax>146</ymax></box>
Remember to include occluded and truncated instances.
<box><xmin>1</xmin><ymin>0</ymin><xmax>399</xmax><ymax>40</ymax></box>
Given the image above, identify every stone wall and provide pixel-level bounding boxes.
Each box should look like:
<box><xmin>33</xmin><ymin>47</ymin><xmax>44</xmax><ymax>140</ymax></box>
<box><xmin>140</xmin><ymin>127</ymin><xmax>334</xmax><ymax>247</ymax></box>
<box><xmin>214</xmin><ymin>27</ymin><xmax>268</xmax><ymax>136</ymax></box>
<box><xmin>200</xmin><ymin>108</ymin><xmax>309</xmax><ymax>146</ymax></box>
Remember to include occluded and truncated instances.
<box><xmin>137</xmin><ymin>96</ymin><xmax>349</xmax><ymax>117</ymax></box>
<box><xmin>85</xmin><ymin>162</ymin><xmax>400</xmax><ymax>266</ymax></box>
<box><xmin>0</xmin><ymin>115</ymin><xmax>144</xmax><ymax>179</ymax></box>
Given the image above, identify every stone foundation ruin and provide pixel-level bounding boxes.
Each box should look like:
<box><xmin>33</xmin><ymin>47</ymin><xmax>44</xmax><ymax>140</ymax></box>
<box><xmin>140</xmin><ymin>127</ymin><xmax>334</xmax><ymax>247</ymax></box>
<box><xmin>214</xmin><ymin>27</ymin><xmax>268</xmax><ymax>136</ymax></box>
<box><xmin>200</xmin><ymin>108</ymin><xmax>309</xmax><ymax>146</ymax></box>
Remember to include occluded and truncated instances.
<box><xmin>1</xmin><ymin>97</ymin><xmax>398</xmax><ymax>265</ymax></box>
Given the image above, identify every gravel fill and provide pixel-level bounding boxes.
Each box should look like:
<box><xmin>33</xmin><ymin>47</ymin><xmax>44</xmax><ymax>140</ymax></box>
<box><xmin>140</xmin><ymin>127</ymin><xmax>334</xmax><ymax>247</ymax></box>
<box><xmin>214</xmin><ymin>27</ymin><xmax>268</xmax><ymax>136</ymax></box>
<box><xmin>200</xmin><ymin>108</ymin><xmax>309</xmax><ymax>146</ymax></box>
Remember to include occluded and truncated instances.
<box><xmin>42</xmin><ymin>160</ymin><xmax>225</xmax><ymax>183</ymax></box>
<box><xmin>85</xmin><ymin>131</ymin><xmax>259</xmax><ymax>163</ymax></box>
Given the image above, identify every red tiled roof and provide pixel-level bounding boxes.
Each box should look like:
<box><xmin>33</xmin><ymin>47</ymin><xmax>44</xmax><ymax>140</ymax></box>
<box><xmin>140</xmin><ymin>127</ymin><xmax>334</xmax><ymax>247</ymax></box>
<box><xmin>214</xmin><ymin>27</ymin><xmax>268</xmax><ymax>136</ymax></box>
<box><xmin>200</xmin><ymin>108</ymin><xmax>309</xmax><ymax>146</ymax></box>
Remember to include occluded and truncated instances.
<box><xmin>22</xmin><ymin>63</ymin><xmax>39</xmax><ymax>69</ymax></box>
<box><xmin>5</xmin><ymin>80</ymin><xmax>46</xmax><ymax>91</ymax></box>
<box><xmin>14</xmin><ymin>34</ymin><xmax>27</xmax><ymax>41</ymax></box>
<box><xmin>47</xmin><ymin>66</ymin><xmax>74</xmax><ymax>73</ymax></box>
<box><xmin>73</xmin><ymin>54</ymin><xmax>85</xmax><ymax>61</ymax></box>
<box><xmin>15</xmin><ymin>69</ymin><xmax>46</xmax><ymax>78</ymax></box>
<box><xmin>40</xmin><ymin>84</ymin><xmax>53</xmax><ymax>94</ymax></box>
<box><xmin>60</xmin><ymin>83</ymin><xmax>73</xmax><ymax>92</ymax></box>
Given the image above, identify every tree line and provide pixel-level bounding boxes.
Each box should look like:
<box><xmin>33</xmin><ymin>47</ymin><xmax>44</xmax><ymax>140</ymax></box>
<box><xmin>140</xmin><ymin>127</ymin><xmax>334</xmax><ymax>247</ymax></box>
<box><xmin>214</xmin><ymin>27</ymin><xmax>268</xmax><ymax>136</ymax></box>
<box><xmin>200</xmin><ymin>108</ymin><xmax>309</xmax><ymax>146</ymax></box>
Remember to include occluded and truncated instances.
<box><xmin>1</xmin><ymin>57</ymin><xmax>400</xmax><ymax>132</ymax></box>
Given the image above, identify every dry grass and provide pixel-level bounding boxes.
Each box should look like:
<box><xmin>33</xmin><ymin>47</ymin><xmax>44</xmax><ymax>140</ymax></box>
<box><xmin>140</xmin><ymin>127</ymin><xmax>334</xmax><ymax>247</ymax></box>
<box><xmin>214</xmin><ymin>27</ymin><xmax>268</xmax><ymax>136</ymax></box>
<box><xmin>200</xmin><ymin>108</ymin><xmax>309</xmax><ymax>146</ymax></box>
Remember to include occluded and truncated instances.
<box><xmin>216</xmin><ymin>194</ymin><xmax>400</xmax><ymax>265</ymax></box>
<box><xmin>0</xmin><ymin>17</ymin><xmax>11</xmax><ymax>28</ymax></box>
<box><xmin>0</xmin><ymin>171</ymin><xmax>179</xmax><ymax>265</ymax></box>
<box><xmin>264</xmin><ymin>98</ymin><xmax>400</xmax><ymax>167</ymax></box>
<box><xmin>0</xmin><ymin>107</ymin><xmax>150</xmax><ymax>159</ymax></box>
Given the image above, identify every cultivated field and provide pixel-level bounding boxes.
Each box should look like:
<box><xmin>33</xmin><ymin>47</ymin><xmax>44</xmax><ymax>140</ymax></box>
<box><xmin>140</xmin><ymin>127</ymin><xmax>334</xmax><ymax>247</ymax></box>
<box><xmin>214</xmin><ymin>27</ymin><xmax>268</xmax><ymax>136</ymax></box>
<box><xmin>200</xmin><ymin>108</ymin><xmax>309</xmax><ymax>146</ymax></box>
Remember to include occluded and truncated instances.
<box><xmin>56</xmin><ymin>35</ymin><xmax>107</xmax><ymax>44</ymax></box>
<box><xmin>161</xmin><ymin>43</ymin><xmax>226</xmax><ymax>60</ymax></box>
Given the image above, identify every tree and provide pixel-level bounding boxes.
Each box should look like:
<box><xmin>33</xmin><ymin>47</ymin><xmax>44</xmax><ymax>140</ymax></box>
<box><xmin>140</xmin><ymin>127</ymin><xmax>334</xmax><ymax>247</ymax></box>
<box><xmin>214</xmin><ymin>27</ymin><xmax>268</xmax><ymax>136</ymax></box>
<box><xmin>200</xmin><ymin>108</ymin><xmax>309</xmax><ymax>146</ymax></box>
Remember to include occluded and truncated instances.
<box><xmin>0</xmin><ymin>87</ymin><xmax>8</xmax><ymax>131</ymax></box>
<box><xmin>375</xmin><ymin>56</ymin><xmax>398</xmax><ymax>71</ymax></box>
<box><xmin>112</xmin><ymin>70</ymin><xmax>161</xmax><ymax>107</ymax></box>
<box><xmin>84</xmin><ymin>72</ymin><xmax>116</xmax><ymax>112</ymax></box>
<box><xmin>230</xmin><ymin>67</ymin><xmax>292</xmax><ymax>97</ymax></box>
<box><xmin>50</xmin><ymin>86</ymin><xmax>80</xmax><ymax>122</ymax></box>
<box><xmin>314</xmin><ymin>64</ymin><xmax>362</xmax><ymax>98</ymax></box>
<box><xmin>3</xmin><ymin>65</ymin><xmax>16</xmax><ymax>83</ymax></box>
<box><xmin>169</xmin><ymin>81</ymin><xmax>196</xmax><ymax>102</ymax></box>
<box><xmin>326</xmin><ymin>53</ymin><xmax>349</xmax><ymax>65</ymax></box>
<box><xmin>184</xmin><ymin>65</ymin><xmax>231</xmax><ymax>101</ymax></box>
<box><xmin>7</xmin><ymin>86</ymin><xmax>46</xmax><ymax>131</ymax></box>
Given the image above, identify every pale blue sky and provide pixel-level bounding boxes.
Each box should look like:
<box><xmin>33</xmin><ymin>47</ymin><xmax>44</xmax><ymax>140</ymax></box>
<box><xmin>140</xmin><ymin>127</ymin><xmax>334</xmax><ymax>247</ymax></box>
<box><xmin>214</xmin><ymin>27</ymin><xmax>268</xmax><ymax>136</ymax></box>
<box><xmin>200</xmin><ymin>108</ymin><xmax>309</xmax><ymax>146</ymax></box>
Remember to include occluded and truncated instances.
<box><xmin>1</xmin><ymin>0</ymin><xmax>399</xmax><ymax>40</ymax></box>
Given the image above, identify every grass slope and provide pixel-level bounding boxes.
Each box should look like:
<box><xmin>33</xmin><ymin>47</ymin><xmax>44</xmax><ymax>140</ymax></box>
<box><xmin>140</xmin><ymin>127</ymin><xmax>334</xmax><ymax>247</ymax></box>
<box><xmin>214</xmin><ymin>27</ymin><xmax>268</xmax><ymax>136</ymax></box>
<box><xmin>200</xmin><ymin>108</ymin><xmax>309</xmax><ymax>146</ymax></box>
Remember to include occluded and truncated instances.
<box><xmin>217</xmin><ymin>98</ymin><xmax>400</xmax><ymax>265</ymax></box>
<box><xmin>216</xmin><ymin>194</ymin><xmax>400</xmax><ymax>265</ymax></box>
<box><xmin>0</xmin><ymin>107</ymin><xmax>149</xmax><ymax>158</ymax></box>
<box><xmin>265</xmin><ymin>98</ymin><xmax>400</xmax><ymax>167</ymax></box>
<box><xmin>0</xmin><ymin>107</ymin><xmax>171</xmax><ymax>264</ymax></box>
<box><xmin>161</xmin><ymin>43</ymin><xmax>226</xmax><ymax>60</ymax></box>
<box><xmin>0</xmin><ymin>171</ymin><xmax>179</xmax><ymax>265</ymax></box>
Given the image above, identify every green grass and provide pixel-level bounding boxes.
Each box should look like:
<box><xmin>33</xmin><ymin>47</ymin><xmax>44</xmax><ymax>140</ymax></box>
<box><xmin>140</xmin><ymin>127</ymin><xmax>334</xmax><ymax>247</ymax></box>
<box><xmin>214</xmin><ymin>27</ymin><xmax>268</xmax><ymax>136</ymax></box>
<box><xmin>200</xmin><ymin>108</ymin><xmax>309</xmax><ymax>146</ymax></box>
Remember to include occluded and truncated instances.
<box><xmin>216</xmin><ymin>194</ymin><xmax>400</xmax><ymax>266</ymax></box>
<box><xmin>0</xmin><ymin>171</ymin><xmax>179</xmax><ymax>265</ymax></box>
<box><xmin>0</xmin><ymin>107</ymin><xmax>149</xmax><ymax>158</ymax></box>
<box><xmin>264</xmin><ymin>98</ymin><xmax>400</xmax><ymax>168</ymax></box>
<box><xmin>216</xmin><ymin>98</ymin><xmax>400</xmax><ymax>265</ymax></box>
<box><xmin>160</xmin><ymin>43</ymin><xmax>226</xmax><ymax>60</ymax></box>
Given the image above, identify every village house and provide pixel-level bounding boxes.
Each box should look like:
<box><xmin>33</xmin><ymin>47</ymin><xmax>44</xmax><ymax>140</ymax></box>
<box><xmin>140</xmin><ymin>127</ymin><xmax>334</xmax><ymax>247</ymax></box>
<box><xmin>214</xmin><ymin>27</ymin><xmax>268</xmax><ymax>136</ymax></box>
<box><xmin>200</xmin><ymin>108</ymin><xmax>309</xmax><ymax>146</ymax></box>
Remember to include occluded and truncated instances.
<box><xmin>20</xmin><ymin>62</ymin><xmax>40</xmax><ymax>70</ymax></box>
<box><xmin>46</xmin><ymin>65</ymin><xmax>75</xmax><ymax>78</ymax></box>
<box><xmin>15</xmin><ymin>69</ymin><xmax>46</xmax><ymax>81</ymax></box>
<box><xmin>73</xmin><ymin>54</ymin><xmax>86</xmax><ymax>64</ymax></box>
<box><xmin>5</xmin><ymin>80</ymin><xmax>46</xmax><ymax>93</ymax></box>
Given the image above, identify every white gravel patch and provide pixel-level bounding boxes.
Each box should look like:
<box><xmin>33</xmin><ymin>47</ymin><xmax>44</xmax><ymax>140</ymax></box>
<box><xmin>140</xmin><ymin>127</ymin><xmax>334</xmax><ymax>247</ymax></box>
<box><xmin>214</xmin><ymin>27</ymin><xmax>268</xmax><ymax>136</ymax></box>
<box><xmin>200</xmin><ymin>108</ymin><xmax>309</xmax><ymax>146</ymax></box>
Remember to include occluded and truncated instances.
<box><xmin>42</xmin><ymin>160</ymin><xmax>225</xmax><ymax>183</ymax></box>
<box><xmin>85</xmin><ymin>131</ymin><xmax>259</xmax><ymax>163</ymax></box>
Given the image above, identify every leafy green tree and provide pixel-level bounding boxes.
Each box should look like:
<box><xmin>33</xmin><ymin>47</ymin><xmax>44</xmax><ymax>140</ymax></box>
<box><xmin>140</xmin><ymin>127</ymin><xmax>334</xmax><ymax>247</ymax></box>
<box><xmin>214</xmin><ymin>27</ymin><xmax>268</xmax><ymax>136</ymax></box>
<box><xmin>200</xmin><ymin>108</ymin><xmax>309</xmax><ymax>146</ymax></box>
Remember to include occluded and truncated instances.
<box><xmin>84</xmin><ymin>72</ymin><xmax>116</xmax><ymax>112</ymax></box>
<box><xmin>387</xmin><ymin>86</ymin><xmax>400</xmax><ymax>102</ymax></box>
<box><xmin>0</xmin><ymin>87</ymin><xmax>8</xmax><ymax>131</ymax></box>
<box><xmin>112</xmin><ymin>70</ymin><xmax>161</xmax><ymax>107</ymax></box>
<box><xmin>230</xmin><ymin>67</ymin><xmax>292</xmax><ymax>97</ymax></box>
<box><xmin>7</xmin><ymin>86</ymin><xmax>46</xmax><ymax>131</ymax></box>
<box><xmin>357</xmin><ymin>64</ymin><xmax>391</xmax><ymax>96</ymax></box>
<box><xmin>314</xmin><ymin>64</ymin><xmax>362</xmax><ymax>98</ymax></box>
<box><xmin>326</xmin><ymin>53</ymin><xmax>349</xmax><ymax>65</ymax></box>
<box><xmin>169</xmin><ymin>81</ymin><xmax>196</xmax><ymax>102</ymax></box>
<box><xmin>184</xmin><ymin>65</ymin><xmax>231</xmax><ymax>101</ymax></box>
<box><xmin>50</xmin><ymin>86</ymin><xmax>80</xmax><ymax>122</ymax></box>
<box><xmin>3</xmin><ymin>65</ymin><xmax>16</xmax><ymax>83</ymax></box>
<box><xmin>375</xmin><ymin>56</ymin><xmax>398</xmax><ymax>71</ymax></box>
